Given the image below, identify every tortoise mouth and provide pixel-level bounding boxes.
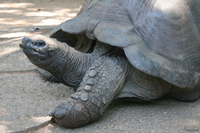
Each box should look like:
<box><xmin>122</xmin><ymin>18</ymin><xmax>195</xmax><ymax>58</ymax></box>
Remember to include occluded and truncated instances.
<box><xmin>22</xmin><ymin>47</ymin><xmax>46</xmax><ymax>57</ymax></box>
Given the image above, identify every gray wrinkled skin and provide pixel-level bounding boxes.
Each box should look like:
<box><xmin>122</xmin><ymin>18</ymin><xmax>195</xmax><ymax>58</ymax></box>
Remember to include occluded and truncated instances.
<box><xmin>20</xmin><ymin>0</ymin><xmax>200</xmax><ymax>128</ymax></box>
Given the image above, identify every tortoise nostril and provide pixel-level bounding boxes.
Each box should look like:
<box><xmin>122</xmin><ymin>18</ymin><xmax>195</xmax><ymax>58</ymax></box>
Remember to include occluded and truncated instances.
<box><xmin>22</xmin><ymin>37</ymin><xmax>31</xmax><ymax>44</ymax></box>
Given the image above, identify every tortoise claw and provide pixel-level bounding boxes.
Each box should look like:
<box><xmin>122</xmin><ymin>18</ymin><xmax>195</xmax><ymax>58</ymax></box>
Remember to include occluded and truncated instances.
<box><xmin>48</xmin><ymin>104</ymin><xmax>67</xmax><ymax>119</ymax></box>
<box><xmin>47</xmin><ymin>106</ymin><xmax>59</xmax><ymax>117</ymax></box>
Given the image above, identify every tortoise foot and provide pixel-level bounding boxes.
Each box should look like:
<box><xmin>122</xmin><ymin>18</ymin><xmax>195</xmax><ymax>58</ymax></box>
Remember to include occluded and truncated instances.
<box><xmin>48</xmin><ymin>57</ymin><xmax>128</xmax><ymax>128</ymax></box>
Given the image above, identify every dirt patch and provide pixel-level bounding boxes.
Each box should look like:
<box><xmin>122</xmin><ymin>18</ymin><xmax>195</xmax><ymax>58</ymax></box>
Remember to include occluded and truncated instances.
<box><xmin>0</xmin><ymin>0</ymin><xmax>83</xmax><ymax>28</ymax></box>
<box><xmin>0</xmin><ymin>0</ymin><xmax>83</xmax><ymax>132</ymax></box>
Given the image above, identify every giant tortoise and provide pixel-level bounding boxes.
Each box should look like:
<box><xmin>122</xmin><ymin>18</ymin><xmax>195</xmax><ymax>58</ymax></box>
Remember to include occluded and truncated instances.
<box><xmin>20</xmin><ymin>0</ymin><xmax>200</xmax><ymax>128</ymax></box>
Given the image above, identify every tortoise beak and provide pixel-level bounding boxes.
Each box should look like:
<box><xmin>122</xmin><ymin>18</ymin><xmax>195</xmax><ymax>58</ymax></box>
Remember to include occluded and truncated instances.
<box><xmin>20</xmin><ymin>37</ymin><xmax>31</xmax><ymax>48</ymax></box>
<box><xmin>20</xmin><ymin>36</ymin><xmax>49</xmax><ymax>63</ymax></box>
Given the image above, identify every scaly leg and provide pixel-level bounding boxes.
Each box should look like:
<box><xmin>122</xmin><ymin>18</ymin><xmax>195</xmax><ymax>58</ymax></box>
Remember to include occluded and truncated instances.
<box><xmin>48</xmin><ymin>57</ymin><xmax>128</xmax><ymax>128</ymax></box>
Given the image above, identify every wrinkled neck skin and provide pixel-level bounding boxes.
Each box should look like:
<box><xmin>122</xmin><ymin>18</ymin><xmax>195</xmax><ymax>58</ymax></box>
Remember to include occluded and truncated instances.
<box><xmin>41</xmin><ymin>42</ymin><xmax>98</xmax><ymax>87</ymax></box>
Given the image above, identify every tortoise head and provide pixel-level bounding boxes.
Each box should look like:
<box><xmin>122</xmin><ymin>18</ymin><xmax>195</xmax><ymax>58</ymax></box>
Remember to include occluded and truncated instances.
<box><xmin>20</xmin><ymin>35</ymin><xmax>63</xmax><ymax>67</ymax></box>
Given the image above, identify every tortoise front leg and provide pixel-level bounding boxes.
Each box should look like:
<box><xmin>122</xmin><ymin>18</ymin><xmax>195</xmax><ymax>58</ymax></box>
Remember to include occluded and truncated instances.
<box><xmin>48</xmin><ymin>57</ymin><xmax>128</xmax><ymax>128</ymax></box>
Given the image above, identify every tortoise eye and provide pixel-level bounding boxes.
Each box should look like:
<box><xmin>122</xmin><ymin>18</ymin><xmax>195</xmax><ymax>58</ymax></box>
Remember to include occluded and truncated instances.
<box><xmin>35</xmin><ymin>41</ymin><xmax>46</xmax><ymax>47</ymax></box>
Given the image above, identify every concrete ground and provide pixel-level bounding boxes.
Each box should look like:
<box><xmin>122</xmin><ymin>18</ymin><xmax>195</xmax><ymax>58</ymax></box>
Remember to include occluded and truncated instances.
<box><xmin>1</xmin><ymin>0</ymin><xmax>200</xmax><ymax>133</ymax></box>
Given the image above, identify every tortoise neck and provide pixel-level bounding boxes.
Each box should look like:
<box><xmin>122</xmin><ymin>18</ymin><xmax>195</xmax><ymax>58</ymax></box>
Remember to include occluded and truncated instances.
<box><xmin>47</xmin><ymin>44</ymin><xmax>96</xmax><ymax>87</ymax></box>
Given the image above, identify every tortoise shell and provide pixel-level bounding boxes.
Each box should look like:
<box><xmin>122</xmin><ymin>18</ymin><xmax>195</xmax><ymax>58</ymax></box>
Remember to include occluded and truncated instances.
<box><xmin>50</xmin><ymin>0</ymin><xmax>200</xmax><ymax>88</ymax></box>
